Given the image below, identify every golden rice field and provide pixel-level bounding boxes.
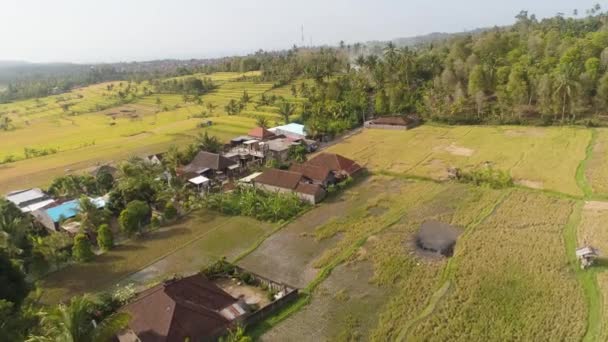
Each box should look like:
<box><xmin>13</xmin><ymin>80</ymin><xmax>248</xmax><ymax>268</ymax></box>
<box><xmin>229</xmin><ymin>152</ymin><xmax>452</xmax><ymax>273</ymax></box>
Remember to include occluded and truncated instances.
<box><xmin>259</xmin><ymin>176</ymin><xmax>595</xmax><ymax>341</ymax></box>
<box><xmin>409</xmin><ymin>190</ymin><xmax>585</xmax><ymax>341</ymax></box>
<box><xmin>325</xmin><ymin>125</ymin><xmax>592</xmax><ymax>196</ymax></box>
<box><xmin>0</xmin><ymin>71</ymin><xmax>303</xmax><ymax>192</ymax></box>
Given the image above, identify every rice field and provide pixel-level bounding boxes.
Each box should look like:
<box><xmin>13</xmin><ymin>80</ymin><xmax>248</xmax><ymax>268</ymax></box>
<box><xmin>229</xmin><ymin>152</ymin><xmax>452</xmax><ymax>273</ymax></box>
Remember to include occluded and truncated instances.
<box><xmin>578</xmin><ymin>201</ymin><xmax>608</xmax><ymax>340</ymax></box>
<box><xmin>0</xmin><ymin>71</ymin><xmax>297</xmax><ymax>192</ymax></box>
<box><xmin>585</xmin><ymin>129</ymin><xmax>608</xmax><ymax>197</ymax></box>
<box><xmin>325</xmin><ymin>125</ymin><xmax>591</xmax><ymax>196</ymax></box>
<box><xmin>256</xmin><ymin>177</ymin><xmax>592</xmax><ymax>341</ymax></box>
<box><xmin>409</xmin><ymin>190</ymin><xmax>586</xmax><ymax>341</ymax></box>
<box><xmin>39</xmin><ymin>210</ymin><xmax>276</xmax><ymax>304</ymax></box>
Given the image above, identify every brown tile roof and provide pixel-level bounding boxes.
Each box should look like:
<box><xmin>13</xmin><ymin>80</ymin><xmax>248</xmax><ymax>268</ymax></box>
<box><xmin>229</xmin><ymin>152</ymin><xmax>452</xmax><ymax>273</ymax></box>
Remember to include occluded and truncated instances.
<box><xmin>119</xmin><ymin>274</ymin><xmax>239</xmax><ymax>342</ymax></box>
<box><xmin>254</xmin><ymin>169</ymin><xmax>303</xmax><ymax>189</ymax></box>
<box><xmin>307</xmin><ymin>153</ymin><xmax>362</xmax><ymax>177</ymax></box>
<box><xmin>182</xmin><ymin>151</ymin><xmax>237</xmax><ymax>174</ymax></box>
<box><xmin>295</xmin><ymin>183</ymin><xmax>324</xmax><ymax>196</ymax></box>
<box><xmin>289</xmin><ymin>163</ymin><xmax>332</xmax><ymax>183</ymax></box>
<box><xmin>248</xmin><ymin>127</ymin><xmax>276</xmax><ymax>140</ymax></box>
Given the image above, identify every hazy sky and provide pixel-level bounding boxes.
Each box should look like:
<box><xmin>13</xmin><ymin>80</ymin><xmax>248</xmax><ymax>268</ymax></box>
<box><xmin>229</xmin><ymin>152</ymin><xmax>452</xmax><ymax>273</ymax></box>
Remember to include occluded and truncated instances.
<box><xmin>0</xmin><ymin>0</ymin><xmax>604</xmax><ymax>63</ymax></box>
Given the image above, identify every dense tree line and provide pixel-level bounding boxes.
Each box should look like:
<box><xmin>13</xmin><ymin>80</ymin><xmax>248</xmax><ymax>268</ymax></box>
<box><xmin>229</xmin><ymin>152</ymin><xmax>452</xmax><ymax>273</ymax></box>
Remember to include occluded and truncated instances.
<box><xmin>359</xmin><ymin>7</ymin><xmax>608</xmax><ymax>125</ymax></box>
<box><xmin>152</xmin><ymin>76</ymin><xmax>215</xmax><ymax>95</ymax></box>
<box><xmin>248</xmin><ymin>7</ymin><xmax>608</xmax><ymax>133</ymax></box>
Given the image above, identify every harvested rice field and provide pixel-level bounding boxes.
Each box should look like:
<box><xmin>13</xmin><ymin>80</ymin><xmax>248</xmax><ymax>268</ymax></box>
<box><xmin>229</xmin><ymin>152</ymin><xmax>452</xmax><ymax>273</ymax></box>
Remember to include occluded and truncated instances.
<box><xmin>324</xmin><ymin>125</ymin><xmax>591</xmax><ymax>196</ymax></box>
<box><xmin>249</xmin><ymin>173</ymin><xmax>595</xmax><ymax>341</ymax></box>
<box><xmin>0</xmin><ymin>71</ymin><xmax>298</xmax><ymax>192</ymax></box>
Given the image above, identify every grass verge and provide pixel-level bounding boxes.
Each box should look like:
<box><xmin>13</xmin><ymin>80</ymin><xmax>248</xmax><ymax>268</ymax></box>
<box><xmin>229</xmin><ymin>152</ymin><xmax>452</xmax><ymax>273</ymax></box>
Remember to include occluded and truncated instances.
<box><xmin>564</xmin><ymin>201</ymin><xmax>603</xmax><ymax>342</ymax></box>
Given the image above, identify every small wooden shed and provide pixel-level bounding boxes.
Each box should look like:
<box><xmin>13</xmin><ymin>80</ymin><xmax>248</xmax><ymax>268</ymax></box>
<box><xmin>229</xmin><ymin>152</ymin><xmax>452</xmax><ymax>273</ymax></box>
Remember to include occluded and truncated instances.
<box><xmin>576</xmin><ymin>246</ymin><xmax>599</xmax><ymax>269</ymax></box>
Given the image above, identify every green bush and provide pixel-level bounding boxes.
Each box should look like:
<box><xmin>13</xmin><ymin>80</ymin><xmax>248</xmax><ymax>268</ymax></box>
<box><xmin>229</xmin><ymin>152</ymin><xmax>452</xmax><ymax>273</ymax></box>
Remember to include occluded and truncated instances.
<box><xmin>203</xmin><ymin>186</ymin><xmax>309</xmax><ymax>222</ymax></box>
<box><xmin>119</xmin><ymin>200</ymin><xmax>151</xmax><ymax>236</ymax></box>
<box><xmin>96</xmin><ymin>224</ymin><xmax>114</xmax><ymax>251</ymax></box>
<box><xmin>164</xmin><ymin>203</ymin><xmax>178</xmax><ymax>220</ymax></box>
<box><xmin>455</xmin><ymin>166</ymin><xmax>513</xmax><ymax>189</ymax></box>
<box><xmin>72</xmin><ymin>234</ymin><xmax>94</xmax><ymax>262</ymax></box>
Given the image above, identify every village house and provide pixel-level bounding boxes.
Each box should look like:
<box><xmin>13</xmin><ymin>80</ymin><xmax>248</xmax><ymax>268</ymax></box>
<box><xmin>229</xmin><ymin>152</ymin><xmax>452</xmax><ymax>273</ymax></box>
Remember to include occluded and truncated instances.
<box><xmin>268</xmin><ymin>123</ymin><xmax>307</xmax><ymax>140</ymax></box>
<box><xmin>253</xmin><ymin>168</ymin><xmax>326</xmax><ymax>204</ymax></box>
<box><xmin>265</xmin><ymin>138</ymin><xmax>296</xmax><ymax>163</ymax></box>
<box><xmin>364</xmin><ymin>115</ymin><xmax>421</xmax><ymax>130</ymax></box>
<box><xmin>224</xmin><ymin>127</ymin><xmax>278</xmax><ymax>167</ymax></box>
<box><xmin>306</xmin><ymin>153</ymin><xmax>363</xmax><ymax>180</ymax></box>
<box><xmin>247</xmin><ymin>126</ymin><xmax>276</xmax><ymax>140</ymax></box>
<box><xmin>31</xmin><ymin>196</ymin><xmax>107</xmax><ymax>232</ymax></box>
<box><xmin>143</xmin><ymin>153</ymin><xmax>165</xmax><ymax>165</ymax></box>
<box><xmin>5</xmin><ymin>188</ymin><xmax>56</xmax><ymax>213</ymax></box>
<box><xmin>180</xmin><ymin>151</ymin><xmax>239</xmax><ymax>182</ymax></box>
<box><xmin>289</xmin><ymin>163</ymin><xmax>335</xmax><ymax>187</ymax></box>
<box><xmin>117</xmin><ymin>274</ymin><xmax>249</xmax><ymax>342</ymax></box>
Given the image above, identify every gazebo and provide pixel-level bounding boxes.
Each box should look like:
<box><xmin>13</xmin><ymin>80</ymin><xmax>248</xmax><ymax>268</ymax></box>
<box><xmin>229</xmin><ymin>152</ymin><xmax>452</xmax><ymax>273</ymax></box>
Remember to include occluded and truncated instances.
<box><xmin>576</xmin><ymin>246</ymin><xmax>599</xmax><ymax>269</ymax></box>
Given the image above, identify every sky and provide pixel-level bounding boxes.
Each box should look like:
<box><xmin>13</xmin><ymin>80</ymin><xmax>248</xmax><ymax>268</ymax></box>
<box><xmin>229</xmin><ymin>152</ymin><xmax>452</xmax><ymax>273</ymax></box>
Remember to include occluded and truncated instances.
<box><xmin>0</xmin><ymin>0</ymin><xmax>604</xmax><ymax>63</ymax></box>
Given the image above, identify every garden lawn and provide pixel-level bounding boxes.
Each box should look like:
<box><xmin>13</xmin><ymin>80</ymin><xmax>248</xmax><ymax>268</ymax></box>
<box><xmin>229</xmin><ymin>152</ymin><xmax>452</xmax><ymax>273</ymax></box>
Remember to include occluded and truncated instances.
<box><xmin>39</xmin><ymin>210</ymin><xmax>274</xmax><ymax>304</ymax></box>
<box><xmin>324</xmin><ymin>125</ymin><xmax>590</xmax><ymax>196</ymax></box>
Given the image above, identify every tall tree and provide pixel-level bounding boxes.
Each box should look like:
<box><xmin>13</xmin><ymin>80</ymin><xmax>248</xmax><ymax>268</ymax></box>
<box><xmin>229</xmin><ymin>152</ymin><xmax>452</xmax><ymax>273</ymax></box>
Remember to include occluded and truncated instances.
<box><xmin>30</xmin><ymin>295</ymin><xmax>130</xmax><ymax>342</ymax></box>
<box><xmin>278</xmin><ymin>101</ymin><xmax>295</xmax><ymax>124</ymax></box>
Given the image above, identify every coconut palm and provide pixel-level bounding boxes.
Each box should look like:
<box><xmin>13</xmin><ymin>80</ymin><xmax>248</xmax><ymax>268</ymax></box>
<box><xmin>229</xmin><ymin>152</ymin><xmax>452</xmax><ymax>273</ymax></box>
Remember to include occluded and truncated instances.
<box><xmin>255</xmin><ymin>116</ymin><xmax>269</xmax><ymax>128</ymax></box>
<box><xmin>0</xmin><ymin>215</ymin><xmax>27</xmax><ymax>258</ymax></box>
<box><xmin>28</xmin><ymin>295</ymin><xmax>130</xmax><ymax>342</ymax></box>
<box><xmin>76</xmin><ymin>196</ymin><xmax>103</xmax><ymax>233</ymax></box>
<box><xmin>278</xmin><ymin>101</ymin><xmax>295</xmax><ymax>124</ymax></box>
<box><xmin>205</xmin><ymin>102</ymin><xmax>217</xmax><ymax>116</ymax></box>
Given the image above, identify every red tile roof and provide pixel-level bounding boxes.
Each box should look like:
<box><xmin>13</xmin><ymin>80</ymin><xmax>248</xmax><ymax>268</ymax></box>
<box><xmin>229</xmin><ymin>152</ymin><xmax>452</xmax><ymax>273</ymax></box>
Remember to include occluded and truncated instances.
<box><xmin>289</xmin><ymin>163</ymin><xmax>332</xmax><ymax>183</ymax></box>
<box><xmin>307</xmin><ymin>153</ymin><xmax>362</xmax><ymax>177</ymax></box>
<box><xmin>295</xmin><ymin>183</ymin><xmax>324</xmax><ymax>196</ymax></box>
<box><xmin>247</xmin><ymin>127</ymin><xmax>276</xmax><ymax>140</ymax></box>
<box><xmin>254</xmin><ymin>169</ymin><xmax>303</xmax><ymax>189</ymax></box>
<box><xmin>181</xmin><ymin>151</ymin><xmax>237</xmax><ymax>174</ymax></box>
<box><xmin>119</xmin><ymin>274</ymin><xmax>239</xmax><ymax>342</ymax></box>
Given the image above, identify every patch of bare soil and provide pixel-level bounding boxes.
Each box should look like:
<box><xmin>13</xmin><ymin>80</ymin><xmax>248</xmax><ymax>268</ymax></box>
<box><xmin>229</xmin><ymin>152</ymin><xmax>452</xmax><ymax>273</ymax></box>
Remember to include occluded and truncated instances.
<box><xmin>238</xmin><ymin>177</ymin><xmax>385</xmax><ymax>288</ymax></box>
<box><xmin>100</xmin><ymin>104</ymin><xmax>155</xmax><ymax>119</ymax></box>
<box><xmin>215</xmin><ymin>278</ymin><xmax>271</xmax><ymax>308</ymax></box>
<box><xmin>515</xmin><ymin>179</ymin><xmax>544</xmax><ymax>189</ymax></box>
<box><xmin>442</xmin><ymin>143</ymin><xmax>475</xmax><ymax>157</ymax></box>
<box><xmin>584</xmin><ymin>201</ymin><xmax>608</xmax><ymax>211</ymax></box>
<box><xmin>426</xmin><ymin>159</ymin><xmax>449</xmax><ymax>180</ymax></box>
<box><xmin>236</xmin><ymin>202</ymin><xmax>346</xmax><ymax>288</ymax></box>
<box><xmin>261</xmin><ymin>262</ymin><xmax>390</xmax><ymax>342</ymax></box>
<box><xmin>504</xmin><ymin>128</ymin><xmax>546</xmax><ymax>137</ymax></box>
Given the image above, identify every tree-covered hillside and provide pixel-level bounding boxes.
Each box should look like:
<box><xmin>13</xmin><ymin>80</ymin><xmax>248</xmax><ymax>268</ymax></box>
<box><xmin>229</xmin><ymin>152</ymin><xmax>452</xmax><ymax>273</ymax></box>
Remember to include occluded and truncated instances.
<box><xmin>255</xmin><ymin>5</ymin><xmax>608</xmax><ymax>134</ymax></box>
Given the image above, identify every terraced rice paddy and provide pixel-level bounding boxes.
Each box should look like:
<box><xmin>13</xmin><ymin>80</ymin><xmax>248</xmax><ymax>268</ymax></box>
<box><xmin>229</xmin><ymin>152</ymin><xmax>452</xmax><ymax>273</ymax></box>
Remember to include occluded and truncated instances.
<box><xmin>3</xmin><ymin>73</ymin><xmax>608</xmax><ymax>340</ymax></box>
<box><xmin>0</xmin><ymin>71</ymin><xmax>301</xmax><ymax>192</ymax></box>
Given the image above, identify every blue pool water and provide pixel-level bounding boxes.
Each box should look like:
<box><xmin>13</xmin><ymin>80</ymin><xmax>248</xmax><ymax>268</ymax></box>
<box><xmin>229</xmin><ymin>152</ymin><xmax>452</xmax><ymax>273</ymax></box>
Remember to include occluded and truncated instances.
<box><xmin>45</xmin><ymin>197</ymin><xmax>106</xmax><ymax>223</ymax></box>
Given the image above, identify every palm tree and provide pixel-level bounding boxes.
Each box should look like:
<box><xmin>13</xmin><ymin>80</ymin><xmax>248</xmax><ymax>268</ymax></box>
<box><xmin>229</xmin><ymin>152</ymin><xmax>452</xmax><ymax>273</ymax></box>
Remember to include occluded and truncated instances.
<box><xmin>77</xmin><ymin>196</ymin><xmax>102</xmax><ymax>233</ymax></box>
<box><xmin>205</xmin><ymin>102</ymin><xmax>217</xmax><ymax>116</ymax></box>
<box><xmin>255</xmin><ymin>116</ymin><xmax>269</xmax><ymax>128</ymax></box>
<box><xmin>383</xmin><ymin>42</ymin><xmax>398</xmax><ymax>66</ymax></box>
<box><xmin>0</xmin><ymin>215</ymin><xmax>27</xmax><ymax>258</ymax></box>
<box><xmin>28</xmin><ymin>295</ymin><xmax>130</xmax><ymax>342</ymax></box>
<box><xmin>553</xmin><ymin>67</ymin><xmax>579</xmax><ymax>122</ymax></box>
<box><xmin>278</xmin><ymin>101</ymin><xmax>295</xmax><ymax>124</ymax></box>
<box><xmin>0</xmin><ymin>115</ymin><xmax>12</xmax><ymax>131</ymax></box>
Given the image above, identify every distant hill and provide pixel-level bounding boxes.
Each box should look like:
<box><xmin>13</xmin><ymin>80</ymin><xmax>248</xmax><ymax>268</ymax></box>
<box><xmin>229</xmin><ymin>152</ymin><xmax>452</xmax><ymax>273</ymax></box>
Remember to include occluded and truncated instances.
<box><xmin>364</xmin><ymin>27</ymin><xmax>490</xmax><ymax>50</ymax></box>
